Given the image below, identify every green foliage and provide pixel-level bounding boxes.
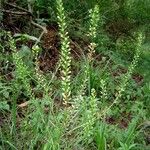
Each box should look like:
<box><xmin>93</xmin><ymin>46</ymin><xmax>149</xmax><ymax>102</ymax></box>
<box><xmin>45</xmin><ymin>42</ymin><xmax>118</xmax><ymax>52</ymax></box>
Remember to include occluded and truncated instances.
<box><xmin>95</xmin><ymin>123</ymin><xmax>107</xmax><ymax>150</ymax></box>
<box><xmin>0</xmin><ymin>0</ymin><xmax>150</xmax><ymax>150</ymax></box>
<box><xmin>0</xmin><ymin>101</ymin><xmax>9</xmax><ymax>111</ymax></box>
<box><xmin>118</xmin><ymin>119</ymin><xmax>138</xmax><ymax>149</ymax></box>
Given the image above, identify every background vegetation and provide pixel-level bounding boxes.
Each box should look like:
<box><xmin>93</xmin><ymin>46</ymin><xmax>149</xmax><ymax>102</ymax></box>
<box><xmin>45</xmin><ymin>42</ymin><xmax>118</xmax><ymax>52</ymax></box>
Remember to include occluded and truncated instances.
<box><xmin>0</xmin><ymin>0</ymin><xmax>150</xmax><ymax>150</ymax></box>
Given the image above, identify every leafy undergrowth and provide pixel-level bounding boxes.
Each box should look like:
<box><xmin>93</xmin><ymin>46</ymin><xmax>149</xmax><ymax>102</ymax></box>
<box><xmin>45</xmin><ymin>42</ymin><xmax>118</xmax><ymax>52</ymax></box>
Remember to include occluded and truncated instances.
<box><xmin>0</xmin><ymin>0</ymin><xmax>150</xmax><ymax>150</ymax></box>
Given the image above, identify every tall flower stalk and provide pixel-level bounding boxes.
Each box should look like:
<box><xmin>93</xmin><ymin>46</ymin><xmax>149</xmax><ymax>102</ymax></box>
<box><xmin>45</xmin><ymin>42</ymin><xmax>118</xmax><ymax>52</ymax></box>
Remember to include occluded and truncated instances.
<box><xmin>101</xmin><ymin>33</ymin><xmax>143</xmax><ymax>116</ymax></box>
<box><xmin>8</xmin><ymin>32</ymin><xmax>31</xmax><ymax>132</ymax></box>
<box><xmin>56</xmin><ymin>0</ymin><xmax>72</xmax><ymax>104</ymax></box>
<box><xmin>88</xmin><ymin>5</ymin><xmax>100</xmax><ymax>61</ymax></box>
<box><xmin>32</xmin><ymin>45</ymin><xmax>48</xmax><ymax>93</ymax></box>
<box><xmin>80</xmin><ymin>5</ymin><xmax>100</xmax><ymax>95</ymax></box>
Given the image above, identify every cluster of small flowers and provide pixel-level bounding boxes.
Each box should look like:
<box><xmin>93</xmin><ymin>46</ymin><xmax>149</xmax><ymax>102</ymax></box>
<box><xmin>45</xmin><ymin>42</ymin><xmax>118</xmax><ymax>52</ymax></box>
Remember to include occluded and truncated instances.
<box><xmin>80</xmin><ymin>5</ymin><xmax>100</xmax><ymax>96</ymax></box>
<box><xmin>87</xmin><ymin>5</ymin><xmax>100</xmax><ymax>61</ymax></box>
<box><xmin>115</xmin><ymin>32</ymin><xmax>143</xmax><ymax>101</ymax></box>
<box><xmin>76</xmin><ymin>6</ymin><xmax>100</xmax><ymax>138</ymax></box>
<box><xmin>7</xmin><ymin>32</ymin><xmax>17</xmax><ymax>53</ymax></box>
<box><xmin>100</xmin><ymin>79</ymin><xmax>108</xmax><ymax>100</ymax></box>
<box><xmin>32</xmin><ymin>45</ymin><xmax>47</xmax><ymax>91</ymax></box>
<box><xmin>102</xmin><ymin>32</ymin><xmax>143</xmax><ymax>116</ymax></box>
<box><xmin>8</xmin><ymin>33</ymin><xmax>32</xmax><ymax>96</ymax></box>
<box><xmin>13</xmin><ymin>52</ymin><xmax>31</xmax><ymax>96</ymax></box>
<box><xmin>79</xmin><ymin>63</ymin><xmax>89</xmax><ymax>97</ymax></box>
<box><xmin>83</xmin><ymin>89</ymin><xmax>98</xmax><ymax>139</ymax></box>
<box><xmin>56</xmin><ymin>0</ymin><xmax>72</xmax><ymax>104</ymax></box>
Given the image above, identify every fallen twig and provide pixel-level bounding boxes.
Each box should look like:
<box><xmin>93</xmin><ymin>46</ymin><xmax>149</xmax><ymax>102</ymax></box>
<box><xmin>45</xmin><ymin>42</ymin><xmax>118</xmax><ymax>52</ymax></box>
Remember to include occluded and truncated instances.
<box><xmin>18</xmin><ymin>101</ymin><xmax>29</xmax><ymax>108</ymax></box>
<box><xmin>30</xmin><ymin>20</ymin><xmax>47</xmax><ymax>33</ymax></box>
<box><xmin>5</xmin><ymin>2</ymin><xmax>32</xmax><ymax>14</ymax></box>
<box><xmin>27</xmin><ymin>1</ymin><xmax>47</xmax><ymax>46</ymax></box>
<box><xmin>1</xmin><ymin>9</ymin><xmax>30</xmax><ymax>15</ymax></box>
<box><xmin>2</xmin><ymin>1</ymin><xmax>47</xmax><ymax>45</ymax></box>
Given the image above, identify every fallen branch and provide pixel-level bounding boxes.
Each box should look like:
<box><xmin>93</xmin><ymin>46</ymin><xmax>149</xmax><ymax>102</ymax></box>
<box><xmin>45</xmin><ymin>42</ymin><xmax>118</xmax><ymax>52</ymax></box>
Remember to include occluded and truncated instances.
<box><xmin>30</xmin><ymin>20</ymin><xmax>47</xmax><ymax>33</ymax></box>
<box><xmin>2</xmin><ymin>2</ymin><xmax>47</xmax><ymax>45</ymax></box>
<box><xmin>27</xmin><ymin>1</ymin><xmax>47</xmax><ymax>46</ymax></box>
<box><xmin>1</xmin><ymin>9</ymin><xmax>30</xmax><ymax>15</ymax></box>
<box><xmin>5</xmin><ymin>2</ymin><xmax>31</xmax><ymax>14</ymax></box>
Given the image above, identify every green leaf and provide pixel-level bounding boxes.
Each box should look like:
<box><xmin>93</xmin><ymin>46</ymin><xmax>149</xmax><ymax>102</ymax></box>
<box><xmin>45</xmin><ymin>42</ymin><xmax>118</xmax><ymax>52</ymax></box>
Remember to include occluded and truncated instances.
<box><xmin>95</xmin><ymin>123</ymin><xmax>107</xmax><ymax>150</ymax></box>
<box><xmin>0</xmin><ymin>101</ymin><xmax>10</xmax><ymax>111</ymax></box>
<box><xmin>3</xmin><ymin>91</ymin><xmax>9</xmax><ymax>99</ymax></box>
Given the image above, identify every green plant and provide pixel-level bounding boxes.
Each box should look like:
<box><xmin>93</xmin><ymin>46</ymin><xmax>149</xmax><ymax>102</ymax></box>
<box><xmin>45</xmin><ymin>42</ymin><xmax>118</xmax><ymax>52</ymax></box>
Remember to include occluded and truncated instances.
<box><xmin>87</xmin><ymin>4</ymin><xmax>100</xmax><ymax>61</ymax></box>
<box><xmin>101</xmin><ymin>32</ymin><xmax>143</xmax><ymax>116</ymax></box>
<box><xmin>56</xmin><ymin>0</ymin><xmax>72</xmax><ymax>104</ymax></box>
<box><xmin>95</xmin><ymin>122</ymin><xmax>107</xmax><ymax>150</ymax></box>
<box><xmin>5</xmin><ymin>33</ymin><xmax>31</xmax><ymax>136</ymax></box>
<box><xmin>116</xmin><ymin>36</ymin><xmax>137</xmax><ymax>59</ymax></box>
<box><xmin>118</xmin><ymin>119</ymin><xmax>138</xmax><ymax>150</ymax></box>
<box><xmin>0</xmin><ymin>1</ymin><xmax>150</xmax><ymax>150</ymax></box>
<box><xmin>0</xmin><ymin>82</ymin><xmax>10</xmax><ymax>112</ymax></box>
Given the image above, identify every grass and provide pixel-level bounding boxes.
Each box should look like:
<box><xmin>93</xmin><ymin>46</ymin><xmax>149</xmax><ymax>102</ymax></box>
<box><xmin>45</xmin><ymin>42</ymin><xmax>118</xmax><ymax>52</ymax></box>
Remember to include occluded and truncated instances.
<box><xmin>0</xmin><ymin>0</ymin><xmax>150</xmax><ymax>150</ymax></box>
